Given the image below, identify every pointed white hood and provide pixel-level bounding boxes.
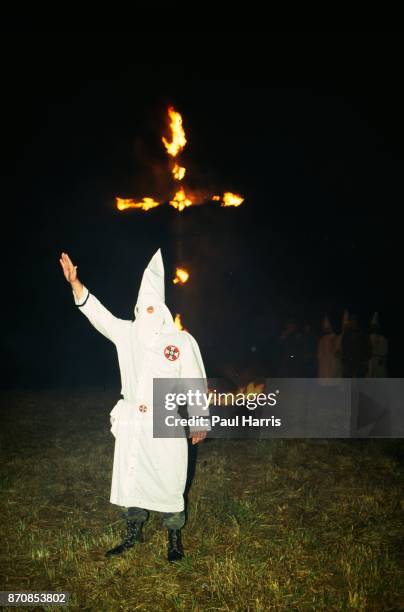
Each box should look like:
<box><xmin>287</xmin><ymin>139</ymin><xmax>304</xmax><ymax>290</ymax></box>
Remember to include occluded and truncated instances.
<box><xmin>134</xmin><ymin>249</ymin><xmax>176</xmax><ymax>346</ymax></box>
<box><xmin>371</xmin><ymin>311</ymin><xmax>379</xmax><ymax>326</ymax></box>
<box><xmin>342</xmin><ymin>309</ymin><xmax>350</xmax><ymax>330</ymax></box>
<box><xmin>136</xmin><ymin>248</ymin><xmax>165</xmax><ymax>306</ymax></box>
<box><xmin>322</xmin><ymin>314</ymin><xmax>333</xmax><ymax>333</ymax></box>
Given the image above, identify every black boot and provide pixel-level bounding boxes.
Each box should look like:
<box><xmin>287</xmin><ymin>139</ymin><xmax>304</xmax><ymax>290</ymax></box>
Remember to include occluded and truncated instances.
<box><xmin>167</xmin><ymin>529</ymin><xmax>184</xmax><ymax>562</ymax></box>
<box><xmin>105</xmin><ymin>519</ymin><xmax>144</xmax><ymax>557</ymax></box>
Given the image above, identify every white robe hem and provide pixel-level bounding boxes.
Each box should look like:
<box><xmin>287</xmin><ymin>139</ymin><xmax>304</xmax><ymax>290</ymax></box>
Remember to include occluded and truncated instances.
<box><xmin>109</xmin><ymin>498</ymin><xmax>185</xmax><ymax>513</ymax></box>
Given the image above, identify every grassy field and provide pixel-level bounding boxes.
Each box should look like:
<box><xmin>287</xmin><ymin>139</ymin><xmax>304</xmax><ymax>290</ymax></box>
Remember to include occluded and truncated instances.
<box><xmin>0</xmin><ymin>389</ymin><xmax>403</xmax><ymax>611</ymax></box>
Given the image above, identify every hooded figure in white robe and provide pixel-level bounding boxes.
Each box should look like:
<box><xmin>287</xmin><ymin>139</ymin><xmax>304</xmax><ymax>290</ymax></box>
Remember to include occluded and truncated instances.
<box><xmin>317</xmin><ymin>315</ymin><xmax>342</xmax><ymax>384</ymax></box>
<box><xmin>72</xmin><ymin>249</ymin><xmax>208</xmax><ymax>514</ymax></box>
<box><xmin>335</xmin><ymin>309</ymin><xmax>349</xmax><ymax>371</ymax></box>
<box><xmin>368</xmin><ymin>312</ymin><xmax>388</xmax><ymax>377</ymax></box>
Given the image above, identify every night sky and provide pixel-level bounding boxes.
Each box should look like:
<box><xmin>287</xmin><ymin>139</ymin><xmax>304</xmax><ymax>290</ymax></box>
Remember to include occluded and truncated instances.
<box><xmin>2</xmin><ymin>32</ymin><xmax>403</xmax><ymax>389</ymax></box>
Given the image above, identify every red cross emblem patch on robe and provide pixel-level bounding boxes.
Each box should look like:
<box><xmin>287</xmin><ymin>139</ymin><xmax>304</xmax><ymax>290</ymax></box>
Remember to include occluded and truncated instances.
<box><xmin>164</xmin><ymin>345</ymin><xmax>180</xmax><ymax>361</ymax></box>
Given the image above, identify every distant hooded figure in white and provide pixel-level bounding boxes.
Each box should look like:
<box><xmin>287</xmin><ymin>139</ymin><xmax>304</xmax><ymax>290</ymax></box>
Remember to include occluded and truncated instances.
<box><xmin>59</xmin><ymin>250</ymin><xmax>209</xmax><ymax>561</ymax></box>
<box><xmin>317</xmin><ymin>315</ymin><xmax>342</xmax><ymax>384</ymax></box>
<box><xmin>368</xmin><ymin>312</ymin><xmax>388</xmax><ymax>377</ymax></box>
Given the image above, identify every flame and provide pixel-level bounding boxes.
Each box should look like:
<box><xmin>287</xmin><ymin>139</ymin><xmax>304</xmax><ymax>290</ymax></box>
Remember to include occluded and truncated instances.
<box><xmin>221</xmin><ymin>192</ymin><xmax>244</xmax><ymax>207</ymax></box>
<box><xmin>172</xmin><ymin>163</ymin><xmax>186</xmax><ymax>181</ymax></box>
<box><xmin>210</xmin><ymin>382</ymin><xmax>266</xmax><ymax>406</ymax></box>
<box><xmin>173</xmin><ymin>267</ymin><xmax>189</xmax><ymax>285</ymax></box>
<box><xmin>162</xmin><ymin>107</ymin><xmax>187</xmax><ymax>157</ymax></box>
<box><xmin>212</xmin><ymin>195</ymin><xmax>221</xmax><ymax>201</ymax></box>
<box><xmin>174</xmin><ymin>313</ymin><xmax>185</xmax><ymax>331</ymax></box>
<box><xmin>116</xmin><ymin>197</ymin><xmax>161</xmax><ymax>212</ymax></box>
<box><xmin>169</xmin><ymin>187</ymin><xmax>193</xmax><ymax>212</ymax></box>
<box><xmin>236</xmin><ymin>382</ymin><xmax>265</xmax><ymax>395</ymax></box>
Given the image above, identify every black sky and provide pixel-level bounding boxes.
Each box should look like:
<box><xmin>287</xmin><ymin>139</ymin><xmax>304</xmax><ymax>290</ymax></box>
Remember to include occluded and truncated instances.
<box><xmin>1</xmin><ymin>32</ymin><xmax>403</xmax><ymax>387</ymax></box>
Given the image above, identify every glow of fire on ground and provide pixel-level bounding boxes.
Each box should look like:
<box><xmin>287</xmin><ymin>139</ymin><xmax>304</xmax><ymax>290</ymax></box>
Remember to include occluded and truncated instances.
<box><xmin>206</xmin><ymin>382</ymin><xmax>266</xmax><ymax>406</ymax></box>
<box><xmin>236</xmin><ymin>382</ymin><xmax>265</xmax><ymax>395</ymax></box>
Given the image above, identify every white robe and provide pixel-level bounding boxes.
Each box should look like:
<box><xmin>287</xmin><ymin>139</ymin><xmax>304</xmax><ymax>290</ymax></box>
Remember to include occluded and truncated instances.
<box><xmin>317</xmin><ymin>332</ymin><xmax>342</xmax><ymax>384</ymax></box>
<box><xmin>73</xmin><ymin>286</ymin><xmax>207</xmax><ymax>512</ymax></box>
<box><xmin>368</xmin><ymin>333</ymin><xmax>388</xmax><ymax>377</ymax></box>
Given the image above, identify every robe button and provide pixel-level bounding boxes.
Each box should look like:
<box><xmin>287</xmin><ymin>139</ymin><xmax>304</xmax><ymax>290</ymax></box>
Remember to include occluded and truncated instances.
<box><xmin>139</xmin><ymin>404</ymin><xmax>148</xmax><ymax>413</ymax></box>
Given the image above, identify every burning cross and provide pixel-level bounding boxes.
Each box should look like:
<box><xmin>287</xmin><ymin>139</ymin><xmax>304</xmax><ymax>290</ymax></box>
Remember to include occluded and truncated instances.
<box><xmin>116</xmin><ymin>106</ymin><xmax>244</xmax><ymax>212</ymax></box>
<box><xmin>116</xmin><ymin>107</ymin><xmax>246</xmax><ymax>333</ymax></box>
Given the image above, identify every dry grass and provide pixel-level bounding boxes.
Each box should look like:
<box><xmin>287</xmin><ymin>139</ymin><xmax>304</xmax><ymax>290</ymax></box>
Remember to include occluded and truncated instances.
<box><xmin>0</xmin><ymin>389</ymin><xmax>403</xmax><ymax>611</ymax></box>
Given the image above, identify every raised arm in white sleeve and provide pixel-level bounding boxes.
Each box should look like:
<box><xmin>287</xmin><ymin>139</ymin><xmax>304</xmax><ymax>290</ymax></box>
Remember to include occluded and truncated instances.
<box><xmin>73</xmin><ymin>285</ymin><xmax>130</xmax><ymax>345</ymax></box>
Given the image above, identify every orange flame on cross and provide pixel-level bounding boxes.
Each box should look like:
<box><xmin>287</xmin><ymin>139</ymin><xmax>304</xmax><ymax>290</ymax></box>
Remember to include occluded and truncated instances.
<box><xmin>169</xmin><ymin>187</ymin><xmax>193</xmax><ymax>212</ymax></box>
<box><xmin>173</xmin><ymin>267</ymin><xmax>189</xmax><ymax>285</ymax></box>
<box><xmin>116</xmin><ymin>197</ymin><xmax>161</xmax><ymax>211</ymax></box>
<box><xmin>172</xmin><ymin>163</ymin><xmax>186</xmax><ymax>181</ymax></box>
<box><xmin>162</xmin><ymin>107</ymin><xmax>187</xmax><ymax>157</ymax></box>
<box><xmin>221</xmin><ymin>192</ymin><xmax>244</xmax><ymax>207</ymax></box>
